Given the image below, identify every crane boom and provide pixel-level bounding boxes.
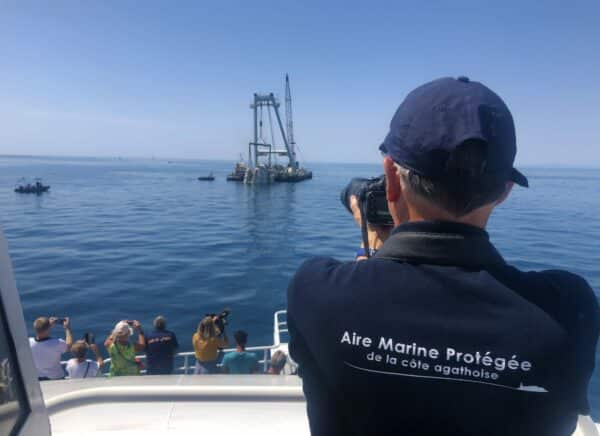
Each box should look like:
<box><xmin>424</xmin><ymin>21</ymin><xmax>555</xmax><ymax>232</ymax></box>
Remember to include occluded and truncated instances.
<box><xmin>285</xmin><ymin>74</ymin><xmax>296</xmax><ymax>160</ymax></box>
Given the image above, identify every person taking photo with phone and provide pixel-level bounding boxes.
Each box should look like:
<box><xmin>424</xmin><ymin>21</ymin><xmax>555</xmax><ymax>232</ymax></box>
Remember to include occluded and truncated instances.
<box><xmin>104</xmin><ymin>320</ymin><xmax>145</xmax><ymax>376</ymax></box>
<box><xmin>65</xmin><ymin>337</ymin><xmax>104</xmax><ymax>378</ymax></box>
<box><xmin>29</xmin><ymin>316</ymin><xmax>73</xmax><ymax>381</ymax></box>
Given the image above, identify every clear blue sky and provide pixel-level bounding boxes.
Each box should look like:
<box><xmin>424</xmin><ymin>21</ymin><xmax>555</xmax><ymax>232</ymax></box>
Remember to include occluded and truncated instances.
<box><xmin>1</xmin><ymin>1</ymin><xmax>599</xmax><ymax>165</ymax></box>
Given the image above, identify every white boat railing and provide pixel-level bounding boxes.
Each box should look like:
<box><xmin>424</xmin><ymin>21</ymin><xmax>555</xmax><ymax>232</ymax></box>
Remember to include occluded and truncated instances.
<box><xmin>61</xmin><ymin>309</ymin><xmax>290</xmax><ymax>375</ymax></box>
<box><xmin>273</xmin><ymin>309</ymin><xmax>288</xmax><ymax>347</ymax></box>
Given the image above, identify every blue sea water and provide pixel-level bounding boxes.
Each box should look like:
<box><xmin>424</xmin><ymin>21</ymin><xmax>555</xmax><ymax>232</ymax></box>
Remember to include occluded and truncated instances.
<box><xmin>1</xmin><ymin>156</ymin><xmax>600</xmax><ymax>416</ymax></box>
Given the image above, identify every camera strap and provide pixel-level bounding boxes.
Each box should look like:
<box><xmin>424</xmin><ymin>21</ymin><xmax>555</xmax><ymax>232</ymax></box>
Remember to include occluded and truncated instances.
<box><xmin>360</xmin><ymin>207</ymin><xmax>371</xmax><ymax>258</ymax></box>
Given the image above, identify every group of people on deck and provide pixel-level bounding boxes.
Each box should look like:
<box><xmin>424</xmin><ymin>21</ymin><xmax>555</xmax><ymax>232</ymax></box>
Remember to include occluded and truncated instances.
<box><xmin>28</xmin><ymin>313</ymin><xmax>287</xmax><ymax>379</ymax></box>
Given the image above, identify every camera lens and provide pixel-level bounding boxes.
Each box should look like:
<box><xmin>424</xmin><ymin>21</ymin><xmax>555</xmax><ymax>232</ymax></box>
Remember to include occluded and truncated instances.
<box><xmin>340</xmin><ymin>178</ymin><xmax>370</xmax><ymax>213</ymax></box>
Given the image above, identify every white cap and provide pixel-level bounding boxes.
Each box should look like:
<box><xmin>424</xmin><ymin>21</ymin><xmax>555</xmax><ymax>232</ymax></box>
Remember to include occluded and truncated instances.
<box><xmin>113</xmin><ymin>321</ymin><xmax>132</xmax><ymax>337</ymax></box>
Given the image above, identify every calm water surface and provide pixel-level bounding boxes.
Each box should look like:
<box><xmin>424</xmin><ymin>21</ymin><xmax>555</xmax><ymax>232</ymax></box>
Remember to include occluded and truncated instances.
<box><xmin>1</xmin><ymin>156</ymin><xmax>599</xmax><ymax>416</ymax></box>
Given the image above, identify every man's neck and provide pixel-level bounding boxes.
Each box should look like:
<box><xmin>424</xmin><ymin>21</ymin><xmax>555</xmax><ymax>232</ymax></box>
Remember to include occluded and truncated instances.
<box><xmin>405</xmin><ymin>205</ymin><xmax>491</xmax><ymax>229</ymax></box>
<box><xmin>236</xmin><ymin>346</ymin><xmax>245</xmax><ymax>352</ymax></box>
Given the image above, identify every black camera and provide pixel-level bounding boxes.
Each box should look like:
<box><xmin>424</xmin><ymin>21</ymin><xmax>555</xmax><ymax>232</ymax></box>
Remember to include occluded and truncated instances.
<box><xmin>52</xmin><ymin>317</ymin><xmax>66</xmax><ymax>326</ymax></box>
<box><xmin>340</xmin><ymin>175</ymin><xmax>393</xmax><ymax>227</ymax></box>
<box><xmin>206</xmin><ymin>309</ymin><xmax>230</xmax><ymax>334</ymax></box>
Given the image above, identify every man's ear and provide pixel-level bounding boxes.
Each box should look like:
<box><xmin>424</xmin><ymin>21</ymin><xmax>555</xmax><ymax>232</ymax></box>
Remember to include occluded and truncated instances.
<box><xmin>495</xmin><ymin>181</ymin><xmax>514</xmax><ymax>206</ymax></box>
<box><xmin>384</xmin><ymin>157</ymin><xmax>401</xmax><ymax>202</ymax></box>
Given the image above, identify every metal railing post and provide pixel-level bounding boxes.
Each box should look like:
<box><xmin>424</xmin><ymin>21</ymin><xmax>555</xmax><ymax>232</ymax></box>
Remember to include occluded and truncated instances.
<box><xmin>184</xmin><ymin>355</ymin><xmax>189</xmax><ymax>374</ymax></box>
<box><xmin>263</xmin><ymin>349</ymin><xmax>268</xmax><ymax>372</ymax></box>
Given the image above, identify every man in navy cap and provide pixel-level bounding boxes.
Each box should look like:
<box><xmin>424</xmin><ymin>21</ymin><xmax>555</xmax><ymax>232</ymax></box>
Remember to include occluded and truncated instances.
<box><xmin>287</xmin><ymin>77</ymin><xmax>599</xmax><ymax>435</ymax></box>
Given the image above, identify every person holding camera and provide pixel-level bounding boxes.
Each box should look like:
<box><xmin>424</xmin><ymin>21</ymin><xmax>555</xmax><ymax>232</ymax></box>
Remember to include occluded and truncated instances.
<box><xmin>29</xmin><ymin>316</ymin><xmax>72</xmax><ymax>380</ymax></box>
<box><xmin>104</xmin><ymin>320</ymin><xmax>145</xmax><ymax>377</ymax></box>
<box><xmin>287</xmin><ymin>77</ymin><xmax>599</xmax><ymax>436</ymax></box>
<box><xmin>192</xmin><ymin>315</ymin><xmax>228</xmax><ymax>374</ymax></box>
<box><xmin>65</xmin><ymin>338</ymin><xmax>104</xmax><ymax>378</ymax></box>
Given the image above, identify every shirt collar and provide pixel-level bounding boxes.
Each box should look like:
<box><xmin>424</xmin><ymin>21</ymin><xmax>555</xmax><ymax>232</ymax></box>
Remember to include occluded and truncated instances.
<box><xmin>374</xmin><ymin>220</ymin><xmax>505</xmax><ymax>268</ymax></box>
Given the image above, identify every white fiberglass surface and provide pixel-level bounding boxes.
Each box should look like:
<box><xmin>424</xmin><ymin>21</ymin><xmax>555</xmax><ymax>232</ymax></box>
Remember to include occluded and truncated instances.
<box><xmin>43</xmin><ymin>375</ymin><xmax>308</xmax><ymax>435</ymax></box>
<box><xmin>50</xmin><ymin>401</ymin><xmax>309</xmax><ymax>436</ymax></box>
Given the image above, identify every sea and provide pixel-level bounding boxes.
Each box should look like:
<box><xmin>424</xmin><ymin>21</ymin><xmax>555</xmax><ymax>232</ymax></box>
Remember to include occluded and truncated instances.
<box><xmin>1</xmin><ymin>155</ymin><xmax>600</xmax><ymax>417</ymax></box>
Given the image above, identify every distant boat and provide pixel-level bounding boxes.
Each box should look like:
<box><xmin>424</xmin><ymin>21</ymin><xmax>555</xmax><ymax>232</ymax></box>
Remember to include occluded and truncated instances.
<box><xmin>15</xmin><ymin>178</ymin><xmax>50</xmax><ymax>194</ymax></box>
<box><xmin>198</xmin><ymin>172</ymin><xmax>215</xmax><ymax>181</ymax></box>
<box><xmin>226</xmin><ymin>162</ymin><xmax>247</xmax><ymax>182</ymax></box>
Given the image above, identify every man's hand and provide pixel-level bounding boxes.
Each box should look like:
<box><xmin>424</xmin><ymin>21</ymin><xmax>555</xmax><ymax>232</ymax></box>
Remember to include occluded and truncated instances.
<box><xmin>350</xmin><ymin>195</ymin><xmax>391</xmax><ymax>257</ymax></box>
<box><xmin>133</xmin><ymin>320</ymin><xmax>146</xmax><ymax>351</ymax></box>
<box><xmin>104</xmin><ymin>334</ymin><xmax>115</xmax><ymax>350</ymax></box>
<box><xmin>90</xmin><ymin>343</ymin><xmax>105</xmax><ymax>368</ymax></box>
<box><xmin>63</xmin><ymin>317</ymin><xmax>73</xmax><ymax>350</ymax></box>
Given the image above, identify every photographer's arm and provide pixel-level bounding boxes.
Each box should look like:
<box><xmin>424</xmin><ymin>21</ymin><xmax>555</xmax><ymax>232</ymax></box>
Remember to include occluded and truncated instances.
<box><xmin>219</xmin><ymin>332</ymin><xmax>229</xmax><ymax>348</ymax></box>
<box><xmin>64</xmin><ymin>317</ymin><xmax>73</xmax><ymax>351</ymax></box>
<box><xmin>90</xmin><ymin>344</ymin><xmax>104</xmax><ymax>369</ymax></box>
<box><xmin>104</xmin><ymin>334</ymin><xmax>114</xmax><ymax>350</ymax></box>
<box><xmin>288</xmin><ymin>307</ymin><xmax>348</xmax><ymax>433</ymax></box>
<box><xmin>350</xmin><ymin>196</ymin><xmax>390</xmax><ymax>260</ymax></box>
<box><xmin>133</xmin><ymin>320</ymin><xmax>146</xmax><ymax>352</ymax></box>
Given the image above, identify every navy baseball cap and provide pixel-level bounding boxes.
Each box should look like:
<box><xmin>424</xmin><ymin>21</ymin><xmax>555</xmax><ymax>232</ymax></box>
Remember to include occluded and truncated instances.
<box><xmin>380</xmin><ymin>76</ymin><xmax>528</xmax><ymax>187</ymax></box>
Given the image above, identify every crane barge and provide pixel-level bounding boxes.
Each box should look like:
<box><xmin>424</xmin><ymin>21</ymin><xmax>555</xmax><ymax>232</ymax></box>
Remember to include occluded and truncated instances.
<box><xmin>227</xmin><ymin>75</ymin><xmax>312</xmax><ymax>184</ymax></box>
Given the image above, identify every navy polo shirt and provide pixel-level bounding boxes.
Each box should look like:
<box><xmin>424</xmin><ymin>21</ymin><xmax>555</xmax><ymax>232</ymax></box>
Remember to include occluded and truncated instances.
<box><xmin>287</xmin><ymin>221</ymin><xmax>599</xmax><ymax>436</ymax></box>
<box><xmin>144</xmin><ymin>329</ymin><xmax>179</xmax><ymax>375</ymax></box>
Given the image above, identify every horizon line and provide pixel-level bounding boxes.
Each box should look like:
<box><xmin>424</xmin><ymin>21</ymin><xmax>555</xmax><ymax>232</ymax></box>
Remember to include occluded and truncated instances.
<box><xmin>1</xmin><ymin>153</ymin><xmax>600</xmax><ymax>170</ymax></box>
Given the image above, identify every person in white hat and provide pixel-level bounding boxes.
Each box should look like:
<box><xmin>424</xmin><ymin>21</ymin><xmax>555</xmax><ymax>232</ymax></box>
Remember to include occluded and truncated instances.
<box><xmin>104</xmin><ymin>320</ymin><xmax>145</xmax><ymax>376</ymax></box>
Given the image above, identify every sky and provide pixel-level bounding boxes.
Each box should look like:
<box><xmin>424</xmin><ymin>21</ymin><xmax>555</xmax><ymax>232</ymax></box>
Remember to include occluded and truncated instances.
<box><xmin>0</xmin><ymin>1</ymin><xmax>599</xmax><ymax>165</ymax></box>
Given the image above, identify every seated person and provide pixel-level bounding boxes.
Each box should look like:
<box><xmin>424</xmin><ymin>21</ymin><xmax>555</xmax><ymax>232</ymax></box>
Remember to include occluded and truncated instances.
<box><xmin>65</xmin><ymin>339</ymin><xmax>104</xmax><ymax>378</ymax></box>
<box><xmin>221</xmin><ymin>330</ymin><xmax>258</xmax><ymax>374</ymax></box>
<box><xmin>29</xmin><ymin>317</ymin><xmax>72</xmax><ymax>380</ymax></box>
<box><xmin>104</xmin><ymin>320</ymin><xmax>145</xmax><ymax>376</ymax></box>
<box><xmin>192</xmin><ymin>316</ymin><xmax>228</xmax><ymax>374</ymax></box>
<box><xmin>267</xmin><ymin>350</ymin><xmax>287</xmax><ymax>375</ymax></box>
<box><xmin>145</xmin><ymin>315</ymin><xmax>179</xmax><ymax>375</ymax></box>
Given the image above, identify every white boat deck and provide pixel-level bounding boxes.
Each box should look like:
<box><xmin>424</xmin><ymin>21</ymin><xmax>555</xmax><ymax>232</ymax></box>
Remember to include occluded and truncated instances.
<box><xmin>41</xmin><ymin>374</ymin><xmax>600</xmax><ymax>436</ymax></box>
<box><xmin>42</xmin><ymin>375</ymin><xmax>309</xmax><ymax>436</ymax></box>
